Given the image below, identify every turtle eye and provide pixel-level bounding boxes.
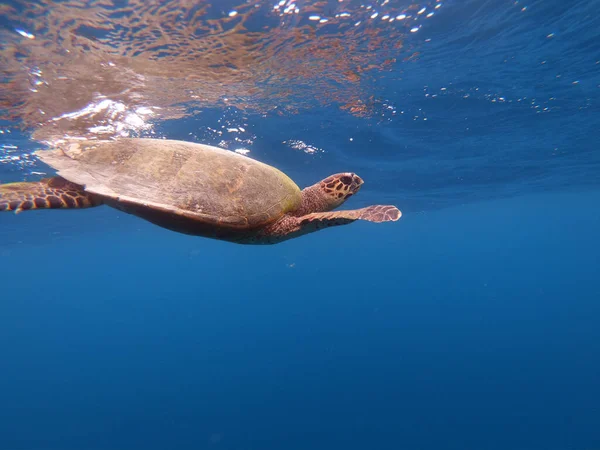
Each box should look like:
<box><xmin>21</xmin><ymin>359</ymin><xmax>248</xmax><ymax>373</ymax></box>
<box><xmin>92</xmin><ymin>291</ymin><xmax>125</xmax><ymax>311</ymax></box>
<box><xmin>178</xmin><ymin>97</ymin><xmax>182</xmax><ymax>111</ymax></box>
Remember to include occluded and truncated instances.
<box><xmin>340</xmin><ymin>175</ymin><xmax>353</xmax><ymax>185</ymax></box>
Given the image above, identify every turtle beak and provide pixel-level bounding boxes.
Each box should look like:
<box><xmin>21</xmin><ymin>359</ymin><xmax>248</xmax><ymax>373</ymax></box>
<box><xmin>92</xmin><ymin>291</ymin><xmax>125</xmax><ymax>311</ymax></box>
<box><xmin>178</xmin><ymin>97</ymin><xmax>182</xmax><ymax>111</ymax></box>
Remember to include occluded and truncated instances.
<box><xmin>350</xmin><ymin>173</ymin><xmax>364</xmax><ymax>193</ymax></box>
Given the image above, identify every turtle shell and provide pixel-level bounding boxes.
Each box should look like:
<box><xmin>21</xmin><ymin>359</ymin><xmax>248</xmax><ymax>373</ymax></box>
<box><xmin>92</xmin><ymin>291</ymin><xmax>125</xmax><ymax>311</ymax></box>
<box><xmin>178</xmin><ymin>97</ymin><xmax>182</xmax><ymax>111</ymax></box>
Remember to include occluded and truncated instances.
<box><xmin>36</xmin><ymin>138</ymin><xmax>302</xmax><ymax>228</ymax></box>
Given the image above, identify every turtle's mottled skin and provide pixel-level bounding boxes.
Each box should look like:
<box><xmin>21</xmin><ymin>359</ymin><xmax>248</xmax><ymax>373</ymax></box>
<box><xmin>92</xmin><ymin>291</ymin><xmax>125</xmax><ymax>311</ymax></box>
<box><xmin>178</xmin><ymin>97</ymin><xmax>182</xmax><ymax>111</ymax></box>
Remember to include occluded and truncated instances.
<box><xmin>0</xmin><ymin>138</ymin><xmax>401</xmax><ymax>244</ymax></box>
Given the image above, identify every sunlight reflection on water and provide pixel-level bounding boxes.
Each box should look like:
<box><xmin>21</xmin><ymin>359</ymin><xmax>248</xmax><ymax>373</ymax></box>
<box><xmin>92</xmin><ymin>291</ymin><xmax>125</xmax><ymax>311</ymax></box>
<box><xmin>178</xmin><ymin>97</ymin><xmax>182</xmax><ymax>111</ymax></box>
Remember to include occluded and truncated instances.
<box><xmin>0</xmin><ymin>0</ymin><xmax>442</xmax><ymax>149</ymax></box>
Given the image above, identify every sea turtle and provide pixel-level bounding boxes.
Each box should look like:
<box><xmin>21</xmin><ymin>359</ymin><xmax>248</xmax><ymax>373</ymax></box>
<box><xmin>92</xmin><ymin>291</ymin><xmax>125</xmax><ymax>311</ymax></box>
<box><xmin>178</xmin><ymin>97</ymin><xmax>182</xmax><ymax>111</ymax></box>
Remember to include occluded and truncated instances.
<box><xmin>0</xmin><ymin>138</ymin><xmax>401</xmax><ymax>244</ymax></box>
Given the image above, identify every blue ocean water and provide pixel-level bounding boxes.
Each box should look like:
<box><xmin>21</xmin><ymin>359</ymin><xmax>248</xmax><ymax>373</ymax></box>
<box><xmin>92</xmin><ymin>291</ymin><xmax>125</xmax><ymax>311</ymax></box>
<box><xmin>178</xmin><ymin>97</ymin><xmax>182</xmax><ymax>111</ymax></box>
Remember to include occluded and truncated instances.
<box><xmin>1</xmin><ymin>0</ymin><xmax>599</xmax><ymax>449</ymax></box>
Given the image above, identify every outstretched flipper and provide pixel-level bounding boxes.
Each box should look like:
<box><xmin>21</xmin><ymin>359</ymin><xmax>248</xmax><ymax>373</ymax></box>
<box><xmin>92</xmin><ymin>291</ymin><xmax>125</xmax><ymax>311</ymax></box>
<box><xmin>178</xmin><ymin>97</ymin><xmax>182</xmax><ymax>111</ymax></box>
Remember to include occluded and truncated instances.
<box><xmin>301</xmin><ymin>205</ymin><xmax>401</xmax><ymax>227</ymax></box>
<box><xmin>253</xmin><ymin>205</ymin><xmax>401</xmax><ymax>244</ymax></box>
<box><xmin>0</xmin><ymin>176</ymin><xmax>101</xmax><ymax>214</ymax></box>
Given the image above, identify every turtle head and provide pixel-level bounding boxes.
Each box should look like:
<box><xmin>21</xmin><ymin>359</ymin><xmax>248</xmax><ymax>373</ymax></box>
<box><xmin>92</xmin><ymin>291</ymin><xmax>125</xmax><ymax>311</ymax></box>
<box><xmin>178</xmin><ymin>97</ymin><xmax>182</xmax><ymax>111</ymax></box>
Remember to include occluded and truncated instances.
<box><xmin>319</xmin><ymin>173</ymin><xmax>363</xmax><ymax>206</ymax></box>
<box><xmin>297</xmin><ymin>172</ymin><xmax>363</xmax><ymax>215</ymax></box>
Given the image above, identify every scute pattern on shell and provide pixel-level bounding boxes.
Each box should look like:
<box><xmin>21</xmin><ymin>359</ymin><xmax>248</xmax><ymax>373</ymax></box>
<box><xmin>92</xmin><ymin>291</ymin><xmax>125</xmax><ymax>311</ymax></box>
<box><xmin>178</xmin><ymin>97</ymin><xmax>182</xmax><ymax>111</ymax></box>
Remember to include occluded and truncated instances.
<box><xmin>36</xmin><ymin>138</ymin><xmax>302</xmax><ymax>228</ymax></box>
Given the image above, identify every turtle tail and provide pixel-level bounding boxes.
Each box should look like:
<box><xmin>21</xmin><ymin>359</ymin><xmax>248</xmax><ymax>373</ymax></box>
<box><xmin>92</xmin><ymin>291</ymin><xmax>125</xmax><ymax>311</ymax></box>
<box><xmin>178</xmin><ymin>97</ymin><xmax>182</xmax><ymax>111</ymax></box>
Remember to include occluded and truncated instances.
<box><xmin>0</xmin><ymin>176</ymin><xmax>101</xmax><ymax>214</ymax></box>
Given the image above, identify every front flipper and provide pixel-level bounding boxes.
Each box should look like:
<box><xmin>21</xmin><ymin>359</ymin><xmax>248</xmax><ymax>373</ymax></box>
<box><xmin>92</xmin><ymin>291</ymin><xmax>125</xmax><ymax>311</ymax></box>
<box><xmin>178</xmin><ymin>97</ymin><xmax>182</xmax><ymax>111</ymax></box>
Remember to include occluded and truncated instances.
<box><xmin>296</xmin><ymin>205</ymin><xmax>402</xmax><ymax>236</ymax></box>
<box><xmin>0</xmin><ymin>176</ymin><xmax>101</xmax><ymax>214</ymax></box>
<box><xmin>250</xmin><ymin>205</ymin><xmax>401</xmax><ymax>244</ymax></box>
<box><xmin>301</xmin><ymin>205</ymin><xmax>401</xmax><ymax>225</ymax></box>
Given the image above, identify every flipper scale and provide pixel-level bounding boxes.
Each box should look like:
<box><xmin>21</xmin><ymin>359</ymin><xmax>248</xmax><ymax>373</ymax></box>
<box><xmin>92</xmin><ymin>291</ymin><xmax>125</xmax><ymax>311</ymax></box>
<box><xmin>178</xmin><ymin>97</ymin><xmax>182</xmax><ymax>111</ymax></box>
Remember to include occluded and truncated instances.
<box><xmin>0</xmin><ymin>177</ymin><xmax>100</xmax><ymax>214</ymax></box>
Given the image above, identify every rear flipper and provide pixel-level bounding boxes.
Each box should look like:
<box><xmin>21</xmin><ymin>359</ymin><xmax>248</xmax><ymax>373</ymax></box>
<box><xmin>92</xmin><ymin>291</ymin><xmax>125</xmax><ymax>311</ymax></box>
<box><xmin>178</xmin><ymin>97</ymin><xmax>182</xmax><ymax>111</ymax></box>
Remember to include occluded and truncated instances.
<box><xmin>0</xmin><ymin>176</ymin><xmax>101</xmax><ymax>214</ymax></box>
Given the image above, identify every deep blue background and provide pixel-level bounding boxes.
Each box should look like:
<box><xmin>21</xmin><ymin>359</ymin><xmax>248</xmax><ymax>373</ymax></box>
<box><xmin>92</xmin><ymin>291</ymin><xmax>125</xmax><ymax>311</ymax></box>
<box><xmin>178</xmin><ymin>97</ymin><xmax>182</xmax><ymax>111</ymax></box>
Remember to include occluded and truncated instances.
<box><xmin>1</xmin><ymin>0</ymin><xmax>600</xmax><ymax>449</ymax></box>
<box><xmin>1</xmin><ymin>191</ymin><xmax>599</xmax><ymax>449</ymax></box>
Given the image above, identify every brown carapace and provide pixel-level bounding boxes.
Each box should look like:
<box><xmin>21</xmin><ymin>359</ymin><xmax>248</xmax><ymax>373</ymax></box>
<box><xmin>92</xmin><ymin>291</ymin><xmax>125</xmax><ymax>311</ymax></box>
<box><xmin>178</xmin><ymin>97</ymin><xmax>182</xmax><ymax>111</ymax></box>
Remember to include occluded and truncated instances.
<box><xmin>0</xmin><ymin>138</ymin><xmax>401</xmax><ymax>244</ymax></box>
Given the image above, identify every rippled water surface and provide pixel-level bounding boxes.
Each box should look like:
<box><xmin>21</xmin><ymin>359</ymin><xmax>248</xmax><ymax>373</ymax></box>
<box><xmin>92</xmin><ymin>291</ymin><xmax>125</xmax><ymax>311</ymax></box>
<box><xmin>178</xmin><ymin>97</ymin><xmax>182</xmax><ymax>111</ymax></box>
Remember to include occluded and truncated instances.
<box><xmin>1</xmin><ymin>1</ymin><xmax>599</xmax><ymax>449</ymax></box>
